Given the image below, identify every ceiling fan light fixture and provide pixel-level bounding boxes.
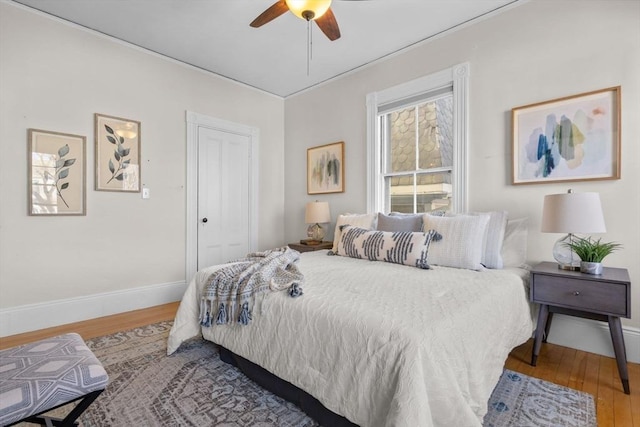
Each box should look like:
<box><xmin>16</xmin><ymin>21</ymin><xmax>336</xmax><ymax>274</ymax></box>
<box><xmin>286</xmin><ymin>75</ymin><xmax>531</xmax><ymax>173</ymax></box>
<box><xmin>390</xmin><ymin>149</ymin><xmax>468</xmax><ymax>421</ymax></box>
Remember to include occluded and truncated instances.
<box><xmin>285</xmin><ymin>0</ymin><xmax>332</xmax><ymax>21</ymax></box>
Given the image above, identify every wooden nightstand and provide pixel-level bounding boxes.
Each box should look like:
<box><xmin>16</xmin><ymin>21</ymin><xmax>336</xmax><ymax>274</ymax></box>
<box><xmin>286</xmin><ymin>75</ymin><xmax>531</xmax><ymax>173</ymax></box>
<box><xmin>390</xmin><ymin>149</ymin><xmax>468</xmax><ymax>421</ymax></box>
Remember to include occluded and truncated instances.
<box><xmin>288</xmin><ymin>242</ymin><xmax>333</xmax><ymax>253</ymax></box>
<box><xmin>530</xmin><ymin>261</ymin><xmax>631</xmax><ymax>394</ymax></box>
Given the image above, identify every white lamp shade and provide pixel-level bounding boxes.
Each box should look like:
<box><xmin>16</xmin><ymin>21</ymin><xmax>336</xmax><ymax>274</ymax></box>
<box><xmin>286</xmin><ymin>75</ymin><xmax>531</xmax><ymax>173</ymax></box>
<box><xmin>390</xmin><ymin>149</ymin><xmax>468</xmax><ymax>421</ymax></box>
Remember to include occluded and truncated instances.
<box><xmin>305</xmin><ymin>201</ymin><xmax>330</xmax><ymax>224</ymax></box>
<box><xmin>541</xmin><ymin>192</ymin><xmax>606</xmax><ymax>234</ymax></box>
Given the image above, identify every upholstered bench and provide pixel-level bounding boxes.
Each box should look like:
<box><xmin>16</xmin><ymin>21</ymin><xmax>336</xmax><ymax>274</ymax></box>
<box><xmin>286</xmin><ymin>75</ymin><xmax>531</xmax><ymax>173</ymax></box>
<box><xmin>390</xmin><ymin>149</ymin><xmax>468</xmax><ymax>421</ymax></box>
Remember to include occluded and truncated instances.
<box><xmin>0</xmin><ymin>333</ymin><xmax>108</xmax><ymax>427</ymax></box>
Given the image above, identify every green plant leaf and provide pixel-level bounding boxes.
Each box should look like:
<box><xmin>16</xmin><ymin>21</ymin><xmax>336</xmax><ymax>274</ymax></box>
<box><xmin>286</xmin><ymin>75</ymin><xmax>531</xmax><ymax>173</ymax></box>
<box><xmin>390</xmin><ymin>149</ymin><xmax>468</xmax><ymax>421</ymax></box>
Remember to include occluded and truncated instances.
<box><xmin>105</xmin><ymin>124</ymin><xmax>114</xmax><ymax>134</ymax></box>
<box><xmin>63</xmin><ymin>159</ymin><xmax>76</xmax><ymax>167</ymax></box>
<box><xmin>122</xmin><ymin>159</ymin><xmax>130</xmax><ymax>168</ymax></box>
<box><xmin>56</xmin><ymin>159</ymin><xmax>65</xmax><ymax>169</ymax></box>
<box><xmin>114</xmin><ymin>151</ymin><xmax>121</xmax><ymax>161</ymax></box>
<box><xmin>58</xmin><ymin>144</ymin><xmax>69</xmax><ymax>157</ymax></box>
<box><xmin>61</xmin><ymin>182</ymin><xmax>69</xmax><ymax>190</ymax></box>
<box><xmin>108</xmin><ymin>159</ymin><xmax>115</xmax><ymax>173</ymax></box>
<box><xmin>58</xmin><ymin>168</ymin><xmax>69</xmax><ymax>179</ymax></box>
<box><xmin>107</xmin><ymin>135</ymin><xmax>117</xmax><ymax>144</ymax></box>
<box><xmin>119</xmin><ymin>136</ymin><xmax>124</xmax><ymax>144</ymax></box>
<box><xmin>565</xmin><ymin>237</ymin><xmax>622</xmax><ymax>263</ymax></box>
<box><xmin>122</xmin><ymin>148</ymin><xmax>130</xmax><ymax>157</ymax></box>
<box><xmin>117</xmin><ymin>144</ymin><xmax>125</xmax><ymax>156</ymax></box>
<box><xmin>115</xmin><ymin>173</ymin><xmax>124</xmax><ymax>181</ymax></box>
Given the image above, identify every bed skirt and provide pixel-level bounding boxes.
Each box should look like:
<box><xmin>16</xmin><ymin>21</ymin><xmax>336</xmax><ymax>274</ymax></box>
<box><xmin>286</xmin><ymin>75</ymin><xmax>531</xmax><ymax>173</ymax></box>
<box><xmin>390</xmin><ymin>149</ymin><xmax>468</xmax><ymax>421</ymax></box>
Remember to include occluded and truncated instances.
<box><xmin>218</xmin><ymin>346</ymin><xmax>358</xmax><ymax>427</ymax></box>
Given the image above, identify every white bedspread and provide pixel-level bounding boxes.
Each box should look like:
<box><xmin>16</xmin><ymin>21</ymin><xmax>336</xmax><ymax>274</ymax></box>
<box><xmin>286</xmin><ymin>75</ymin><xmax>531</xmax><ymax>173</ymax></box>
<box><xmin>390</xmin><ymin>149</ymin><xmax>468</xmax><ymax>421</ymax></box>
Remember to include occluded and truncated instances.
<box><xmin>168</xmin><ymin>251</ymin><xmax>534</xmax><ymax>427</ymax></box>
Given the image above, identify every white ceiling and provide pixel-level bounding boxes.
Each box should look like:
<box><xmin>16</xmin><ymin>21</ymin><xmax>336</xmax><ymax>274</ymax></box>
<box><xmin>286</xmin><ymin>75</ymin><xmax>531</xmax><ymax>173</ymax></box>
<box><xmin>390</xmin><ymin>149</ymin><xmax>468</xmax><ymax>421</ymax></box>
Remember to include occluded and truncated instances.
<box><xmin>12</xmin><ymin>0</ymin><xmax>522</xmax><ymax>97</ymax></box>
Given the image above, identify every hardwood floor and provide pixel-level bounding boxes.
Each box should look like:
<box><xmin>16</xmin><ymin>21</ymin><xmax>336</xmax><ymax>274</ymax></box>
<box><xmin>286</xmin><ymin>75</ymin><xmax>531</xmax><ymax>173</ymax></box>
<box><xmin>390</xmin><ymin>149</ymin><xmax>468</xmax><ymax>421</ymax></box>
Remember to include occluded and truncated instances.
<box><xmin>1</xmin><ymin>302</ymin><xmax>638</xmax><ymax>426</ymax></box>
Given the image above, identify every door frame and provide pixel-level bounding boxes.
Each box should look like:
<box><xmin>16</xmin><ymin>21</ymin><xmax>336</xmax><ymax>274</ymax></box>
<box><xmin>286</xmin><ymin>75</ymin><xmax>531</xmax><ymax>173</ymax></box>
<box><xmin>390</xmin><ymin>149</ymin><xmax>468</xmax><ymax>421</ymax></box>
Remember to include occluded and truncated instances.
<box><xmin>185</xmin><ymin>111</ymin><xmax>259</xmax><ymax>283</ymax></box>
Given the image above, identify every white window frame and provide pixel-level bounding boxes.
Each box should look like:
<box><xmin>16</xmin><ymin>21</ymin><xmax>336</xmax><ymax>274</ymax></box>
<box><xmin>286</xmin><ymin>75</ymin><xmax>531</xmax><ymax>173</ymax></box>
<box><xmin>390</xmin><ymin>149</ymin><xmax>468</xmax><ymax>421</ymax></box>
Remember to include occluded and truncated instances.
<box><xmin>366</xmin><ymin>63</ymin><xmax>469</xmax><ymax>214</ymax></box>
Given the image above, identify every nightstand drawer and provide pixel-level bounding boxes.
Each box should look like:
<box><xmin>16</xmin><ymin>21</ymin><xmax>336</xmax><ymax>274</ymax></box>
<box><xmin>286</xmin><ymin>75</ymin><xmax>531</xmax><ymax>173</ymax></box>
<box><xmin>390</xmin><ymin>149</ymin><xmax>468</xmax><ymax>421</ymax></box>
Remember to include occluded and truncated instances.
<box><xmin>532</xmin><ymin>275</ymin><xmax>628</xmax><ymax>317</ymax></box>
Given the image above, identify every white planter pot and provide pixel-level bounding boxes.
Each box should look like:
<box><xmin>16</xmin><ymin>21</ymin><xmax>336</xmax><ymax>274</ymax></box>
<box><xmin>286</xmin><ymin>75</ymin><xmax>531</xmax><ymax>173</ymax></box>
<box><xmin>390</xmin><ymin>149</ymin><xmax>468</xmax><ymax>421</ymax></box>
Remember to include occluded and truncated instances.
<box><xmin>580</xmin><ymin>261</ymin><xmax>603</xmax><ymax>275</ymax></box>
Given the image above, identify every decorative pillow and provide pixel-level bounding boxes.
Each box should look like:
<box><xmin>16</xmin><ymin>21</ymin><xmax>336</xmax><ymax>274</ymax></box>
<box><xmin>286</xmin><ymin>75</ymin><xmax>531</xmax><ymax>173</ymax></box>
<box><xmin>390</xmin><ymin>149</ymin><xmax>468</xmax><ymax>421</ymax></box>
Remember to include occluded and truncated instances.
<box><xmin>501</xmin><ymin>217</ymin><xmax>529</xmax><ymax>268</ymax></box>
<box><xmin>422</xmin><ymin>214</ymin><xmax>490</xmax><ymax>270</ymax></box>
<box><xmin>463</xmin><ymin>211</ymin><xmax>508</xmax><ymax>269</ymax></box>
<box><xmin>428</xmin><ymin>211</ymin><xmax>507</xmax><ymax>269</ymax></box>
<box><xmin>337</xmin><ymin>225</ymin><xmax>442</xmax><ymax>269</ymax></box>
<box><xmin>331</xmin><ymin>213</ymin><xmax>377</xmax><ymax>253</ymax></box>
<box><xmin>377</xmin><ymin>212</ymin><xmax>423</xmax><ymax>232</ymax></box>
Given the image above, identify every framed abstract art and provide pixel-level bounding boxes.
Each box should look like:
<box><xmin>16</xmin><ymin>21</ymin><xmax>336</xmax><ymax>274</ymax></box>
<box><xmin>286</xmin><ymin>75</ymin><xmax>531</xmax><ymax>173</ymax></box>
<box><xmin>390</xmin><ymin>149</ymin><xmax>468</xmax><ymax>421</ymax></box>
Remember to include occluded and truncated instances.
<box><xmin>307</xmin><ymin>141</ymin><xmax>344</xmax><ymax>194</ymax></box>
<box><xmin>512</xmin><ymin>86</ymin><xmax>620</xmax><ymax>185</ymax></box>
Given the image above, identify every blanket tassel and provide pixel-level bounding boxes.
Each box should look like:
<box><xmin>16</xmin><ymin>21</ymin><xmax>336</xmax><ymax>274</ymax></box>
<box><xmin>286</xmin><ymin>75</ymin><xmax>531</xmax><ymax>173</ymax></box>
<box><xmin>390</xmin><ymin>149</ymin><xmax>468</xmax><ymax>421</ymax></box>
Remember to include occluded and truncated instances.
<box><xmin>288</xmin><ymin>283</ymin><xmax>303</xmax><ymax>297</ymax></box>
<box><xmin>238</xmin><ymin>302</ymin><xmax>252</xmax><ymax>325</ymax></box>
<box><xmin>200</xmin><ymin>311</ymin><xmax>211</xmax><ymax>327</ymax></box>
<box><xmin>216</xmin><ymin>303</ymin><xmax>228</xmax><ymax>325</ymax></box>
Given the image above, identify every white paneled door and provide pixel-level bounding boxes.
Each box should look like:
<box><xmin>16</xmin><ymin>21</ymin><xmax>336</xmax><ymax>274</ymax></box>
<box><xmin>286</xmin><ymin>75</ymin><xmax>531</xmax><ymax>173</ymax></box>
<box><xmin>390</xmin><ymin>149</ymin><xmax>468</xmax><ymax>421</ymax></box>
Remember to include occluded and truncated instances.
<box><xmin>197</xmin><ymin>127</ymin><xmax>251</xmax><ymax>269</ymax></box>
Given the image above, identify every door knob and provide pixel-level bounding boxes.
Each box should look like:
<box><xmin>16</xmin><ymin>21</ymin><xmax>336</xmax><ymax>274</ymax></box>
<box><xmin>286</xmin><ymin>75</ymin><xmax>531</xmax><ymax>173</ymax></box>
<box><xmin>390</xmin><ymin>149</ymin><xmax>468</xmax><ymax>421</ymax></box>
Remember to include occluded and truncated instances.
<box><xmin>202</xmin><ymin>218</ymin><xmax>208</xmax><ymax>223</ymax></box>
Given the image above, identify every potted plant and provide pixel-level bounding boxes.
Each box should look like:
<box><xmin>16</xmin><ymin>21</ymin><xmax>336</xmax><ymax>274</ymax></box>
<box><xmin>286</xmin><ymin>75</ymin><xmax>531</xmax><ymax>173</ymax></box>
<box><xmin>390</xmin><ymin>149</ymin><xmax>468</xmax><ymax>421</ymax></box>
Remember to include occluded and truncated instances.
<box><xmin>565</xmin><ymin>236</ymin><xmax>622</xmax><ymax>275</ymax></box>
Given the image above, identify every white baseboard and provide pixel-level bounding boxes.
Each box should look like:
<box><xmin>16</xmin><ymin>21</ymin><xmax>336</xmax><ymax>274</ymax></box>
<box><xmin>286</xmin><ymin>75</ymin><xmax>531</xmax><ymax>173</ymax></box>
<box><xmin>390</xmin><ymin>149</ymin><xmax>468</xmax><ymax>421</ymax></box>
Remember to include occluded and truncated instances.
<box><xmin>0</xmin><ymin>281</ymin><xmax>187</xmax><ymax>337</ymax></box>
<box><xmin>544</xmin><ymin>314</ymin><xmax>640</xmax><ymax>364</ymax></box>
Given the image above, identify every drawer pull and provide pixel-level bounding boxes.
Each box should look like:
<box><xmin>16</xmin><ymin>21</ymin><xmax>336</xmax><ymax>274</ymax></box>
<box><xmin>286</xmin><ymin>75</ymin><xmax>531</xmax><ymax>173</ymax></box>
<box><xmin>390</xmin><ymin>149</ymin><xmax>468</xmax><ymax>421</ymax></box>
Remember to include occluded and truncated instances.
<box><xmin>573</xmin><ymin>291</ymin><xmax>580</xmax><ymax>296</ymax></box>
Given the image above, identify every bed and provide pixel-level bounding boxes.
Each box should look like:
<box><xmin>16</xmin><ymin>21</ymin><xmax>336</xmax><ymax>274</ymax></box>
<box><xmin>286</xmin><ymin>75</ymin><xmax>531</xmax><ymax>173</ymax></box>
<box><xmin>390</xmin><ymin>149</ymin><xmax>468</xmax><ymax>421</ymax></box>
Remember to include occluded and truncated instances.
<box><xmin>168</xmin><ymin>221</ymin><xmax>535</xmax><ymax>427</ymax></box>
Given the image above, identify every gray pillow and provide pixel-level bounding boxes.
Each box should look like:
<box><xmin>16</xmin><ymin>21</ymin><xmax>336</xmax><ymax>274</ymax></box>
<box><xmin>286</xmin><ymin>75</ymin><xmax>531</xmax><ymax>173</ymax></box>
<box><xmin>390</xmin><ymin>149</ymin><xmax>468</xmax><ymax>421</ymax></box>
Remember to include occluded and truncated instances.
<box><xmin>377</xmin><ymin>212</ymin><xmax>422</xmax><ymax>232</ymax></box>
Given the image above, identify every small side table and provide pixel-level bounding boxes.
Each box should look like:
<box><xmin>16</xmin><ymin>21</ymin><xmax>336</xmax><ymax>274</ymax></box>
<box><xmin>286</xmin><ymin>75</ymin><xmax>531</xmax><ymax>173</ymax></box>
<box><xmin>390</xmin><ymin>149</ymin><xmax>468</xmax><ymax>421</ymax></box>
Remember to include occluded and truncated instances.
<box><xmin>530</xmin><ymin>261</ymin><xmax>631</xmax><ymax>394</ymax></box>
<box><xmin>288</xmin><ymin>242</ymin><xmax>333</xmax><ymax>253</ymax></box>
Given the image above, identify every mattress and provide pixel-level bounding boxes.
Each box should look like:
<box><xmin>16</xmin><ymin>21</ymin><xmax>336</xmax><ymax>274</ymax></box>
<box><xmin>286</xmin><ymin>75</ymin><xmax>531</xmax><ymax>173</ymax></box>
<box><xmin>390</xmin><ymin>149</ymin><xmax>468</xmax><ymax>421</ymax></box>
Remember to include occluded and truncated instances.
<box><xmin>168</xmin><ymin>250</ymin><xmax>534</xmax><ymax>427</ymax></box>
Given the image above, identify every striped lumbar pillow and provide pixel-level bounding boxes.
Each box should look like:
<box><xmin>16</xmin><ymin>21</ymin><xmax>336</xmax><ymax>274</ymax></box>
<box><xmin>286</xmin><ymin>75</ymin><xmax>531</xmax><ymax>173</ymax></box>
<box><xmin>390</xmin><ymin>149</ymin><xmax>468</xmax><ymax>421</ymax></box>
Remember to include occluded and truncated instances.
<box><xmin>337</xmin><ymin>225</ymin><xmax>442</xmax><ymax>269</ymax></box>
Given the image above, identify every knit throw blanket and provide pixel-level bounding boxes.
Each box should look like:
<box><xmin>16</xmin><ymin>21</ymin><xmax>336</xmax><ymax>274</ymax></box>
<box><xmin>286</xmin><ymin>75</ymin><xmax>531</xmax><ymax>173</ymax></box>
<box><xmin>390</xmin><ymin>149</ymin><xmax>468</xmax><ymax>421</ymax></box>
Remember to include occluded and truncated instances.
<box><xmin>199</xmin><ymin>247</ymin><xmax>304</xmax><ymax>327</ymax></box>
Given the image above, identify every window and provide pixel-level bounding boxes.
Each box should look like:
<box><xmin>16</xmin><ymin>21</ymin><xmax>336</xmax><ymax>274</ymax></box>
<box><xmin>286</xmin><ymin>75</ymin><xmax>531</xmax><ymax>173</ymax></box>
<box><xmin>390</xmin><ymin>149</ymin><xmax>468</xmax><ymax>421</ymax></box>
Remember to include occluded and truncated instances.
<box><xmin>366</xmin><ymin>63</ymin><xmax>469</xmax><ymax>214</ymax></box>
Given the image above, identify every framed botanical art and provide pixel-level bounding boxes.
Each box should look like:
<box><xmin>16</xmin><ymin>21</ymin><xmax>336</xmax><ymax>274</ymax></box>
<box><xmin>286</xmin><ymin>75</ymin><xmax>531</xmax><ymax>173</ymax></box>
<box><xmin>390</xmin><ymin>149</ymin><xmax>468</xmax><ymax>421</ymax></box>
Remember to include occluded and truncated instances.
<box><xmin>95</xmin><ymin>113</ymin><xmax>141</xmax><ymax>192</ymax></box>
<box><xmin>28</xmin><ymin>129</ymin><xmax>86</xmax><ymax>216</ymax></box>
<box><xmin>512</xmin><ymin>86</ymin><xmax>620</xmax><ymax>185</ymax></box>
<box><xmin>307</xmin><ymin>141</ymin><xmax>345</xmax><ymax>194</ymax></box>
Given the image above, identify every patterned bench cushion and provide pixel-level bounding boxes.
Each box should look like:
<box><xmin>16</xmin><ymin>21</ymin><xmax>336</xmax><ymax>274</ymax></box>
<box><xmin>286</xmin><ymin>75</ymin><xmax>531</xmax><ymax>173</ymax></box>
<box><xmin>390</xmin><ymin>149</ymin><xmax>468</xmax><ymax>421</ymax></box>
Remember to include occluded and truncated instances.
<box><xmin>0</xmin><ymin>333</ymin><xmax>108</xmax><ymax>426</ymax></box>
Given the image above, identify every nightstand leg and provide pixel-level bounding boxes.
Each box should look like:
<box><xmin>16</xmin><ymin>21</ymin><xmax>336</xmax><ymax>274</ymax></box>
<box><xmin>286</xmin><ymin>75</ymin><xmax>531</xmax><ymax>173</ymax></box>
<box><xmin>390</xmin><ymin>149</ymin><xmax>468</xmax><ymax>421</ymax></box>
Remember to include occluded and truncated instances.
<box><xmin>543</xmin><ymin>312</ymin><xmax>554</xmax><ymax>343</ymax></box>
<box><xmin>531</xmin><ymin>304</ymin><xmax>549</xmax><ymax>366</ymax></box>
<box><xmin>608</xmin><ymin>316</ymin><xmax>630</xmax><ymax>394</ymax></box>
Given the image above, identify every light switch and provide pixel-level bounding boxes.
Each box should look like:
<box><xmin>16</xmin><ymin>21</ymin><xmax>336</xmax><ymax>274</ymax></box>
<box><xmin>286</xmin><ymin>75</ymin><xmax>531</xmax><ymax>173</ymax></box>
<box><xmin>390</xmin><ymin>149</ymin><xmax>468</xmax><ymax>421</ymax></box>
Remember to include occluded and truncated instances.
<box><xmin>142</xmin><ymin>188</ymin><xmax>150</xmax><ymax>199</ymax></box>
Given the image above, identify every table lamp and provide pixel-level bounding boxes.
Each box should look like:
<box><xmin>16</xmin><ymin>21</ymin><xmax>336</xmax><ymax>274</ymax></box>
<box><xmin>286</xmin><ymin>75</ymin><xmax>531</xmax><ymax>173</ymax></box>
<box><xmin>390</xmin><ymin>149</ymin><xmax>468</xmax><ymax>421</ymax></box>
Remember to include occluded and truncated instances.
<box><xmin>305</xmin><ymin>201</ymin><xmax>330</xmax><ymax>244</ymax></box>
<box><xmin>541</xmin><ymin>189</ymin><xmax>606</xmax><ymax>270</ymax></box>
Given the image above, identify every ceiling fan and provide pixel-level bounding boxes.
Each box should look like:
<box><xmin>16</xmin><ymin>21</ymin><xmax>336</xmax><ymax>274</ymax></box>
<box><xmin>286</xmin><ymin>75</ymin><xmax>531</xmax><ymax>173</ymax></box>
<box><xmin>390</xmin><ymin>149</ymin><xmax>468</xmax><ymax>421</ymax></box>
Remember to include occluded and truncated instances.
<box><xmin>250</xmin><ymin>0</ymin><xmax>341</xmax><ymax>41</ymax></box>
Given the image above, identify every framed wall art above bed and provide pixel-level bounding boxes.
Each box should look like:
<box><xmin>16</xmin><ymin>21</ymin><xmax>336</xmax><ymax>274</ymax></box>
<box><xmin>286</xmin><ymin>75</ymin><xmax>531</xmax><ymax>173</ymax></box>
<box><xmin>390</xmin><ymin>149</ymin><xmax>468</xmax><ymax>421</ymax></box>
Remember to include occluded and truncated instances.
<box><xmin>307</xmin><ymin>141</ymin><xmax>344</xmax><ymax>194</ymax></box>
<box><xmin>512</xmin><ymin>86</ymin><xmax>620</xmax><ymax>185</ymax></box>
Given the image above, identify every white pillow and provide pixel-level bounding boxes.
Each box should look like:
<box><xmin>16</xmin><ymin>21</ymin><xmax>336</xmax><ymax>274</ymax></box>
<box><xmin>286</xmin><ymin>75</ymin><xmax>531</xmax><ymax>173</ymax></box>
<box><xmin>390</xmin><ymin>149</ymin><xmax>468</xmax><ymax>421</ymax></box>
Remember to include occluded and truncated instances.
<box><xmin>435</xmin><ymin>211</ymin><xmax>507</xmax><ymax>269</ymax></box>
<box><xmin>331</xmin><ymin>213</ymin><xmax>377</xmax><ymax>253</ymax></box>
<box><xmin>469</xmin><ymin>211</ymin><xmax>508</xmax><ymax>269</ymax></box>
<box><xmin>501</xmin><ymin>218</ymin><xmax>529</xmax><ymax>268</ymax></box>
<box><xmin>337</xmin><ymin>225</ymin><xmax>442</xmax><ymax>269</ymax></box>
<box><xmin>422</xmin><ymin>214</ymin><xmax>490</xmax><ymax>270</ymax></box>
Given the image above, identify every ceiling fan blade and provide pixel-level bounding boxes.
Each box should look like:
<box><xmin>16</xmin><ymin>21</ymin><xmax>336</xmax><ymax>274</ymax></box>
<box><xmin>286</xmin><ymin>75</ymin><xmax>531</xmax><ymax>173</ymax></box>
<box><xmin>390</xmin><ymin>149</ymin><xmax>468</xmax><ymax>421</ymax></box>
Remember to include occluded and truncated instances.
<box><xmin>315</xmin><ymin>8</ymin><xmax>341</xmax><ymax>41</ymax></box>
<box><xmin>250</xmin><ymin>0</ymin><xmax>289</xmax><ymax>28</ymax></box>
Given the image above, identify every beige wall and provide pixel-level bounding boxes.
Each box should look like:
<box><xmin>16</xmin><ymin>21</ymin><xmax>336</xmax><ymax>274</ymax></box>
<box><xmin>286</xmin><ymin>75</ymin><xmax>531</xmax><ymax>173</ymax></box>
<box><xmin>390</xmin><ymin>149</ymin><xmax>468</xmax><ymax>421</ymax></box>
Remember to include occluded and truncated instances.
<box><xmin>284</xmin><ymin>0</ymin><xmax>640</xmax><ymax>338</ymax></box>
<box><xmin>0</xmin><ymin>3</ymin><xmax>285</xmax><ymax>309</ymax></box>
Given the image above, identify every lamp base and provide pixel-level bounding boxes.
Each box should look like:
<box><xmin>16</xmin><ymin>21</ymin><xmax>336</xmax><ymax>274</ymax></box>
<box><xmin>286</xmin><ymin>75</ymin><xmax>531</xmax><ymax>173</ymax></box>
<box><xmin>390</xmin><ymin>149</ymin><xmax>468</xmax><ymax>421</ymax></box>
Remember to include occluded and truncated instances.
<box><xmin>552</xmin><ymin>233</ymin><xmax>581</xmax><ymax>271</ymax></box>
<box><xmin>306</xmin><ymin>223</ymin><xmax>325</xmax><ymax>241</ymax></box>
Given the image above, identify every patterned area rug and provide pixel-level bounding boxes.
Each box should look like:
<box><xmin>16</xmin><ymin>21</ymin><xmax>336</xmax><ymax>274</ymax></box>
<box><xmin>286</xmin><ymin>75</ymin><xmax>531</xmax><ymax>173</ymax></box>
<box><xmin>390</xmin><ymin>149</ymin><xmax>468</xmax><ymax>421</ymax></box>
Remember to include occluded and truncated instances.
<box><xmin>40</xmin><ymin>321</ymin><xmax>595</xmax><ymax>426</ymax></box>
